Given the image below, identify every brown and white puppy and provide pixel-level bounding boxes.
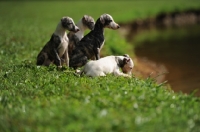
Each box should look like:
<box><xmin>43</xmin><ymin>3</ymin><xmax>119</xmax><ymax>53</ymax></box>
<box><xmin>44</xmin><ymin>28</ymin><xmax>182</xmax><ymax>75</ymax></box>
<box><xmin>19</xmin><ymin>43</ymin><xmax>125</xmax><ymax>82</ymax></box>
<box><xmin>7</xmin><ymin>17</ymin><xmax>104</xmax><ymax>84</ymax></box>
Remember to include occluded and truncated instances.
<box><xmin>81</xmin><ymin>54</ymin><xmax>134</xmax><ymax>77</ymax></box>
<box><xmin>69</xmin><ymin>14</ymin><xmax>120</xmax><ymax>69</ymax></box>
<box><xmin>36</xmin><ymin>16</ymin><xmax>79</xmax><ymax>67</ymax></box>
<box><xmin>67</xmin><ymin>15</ymin><xmax>95</xmax><ymax>58</ymax></box>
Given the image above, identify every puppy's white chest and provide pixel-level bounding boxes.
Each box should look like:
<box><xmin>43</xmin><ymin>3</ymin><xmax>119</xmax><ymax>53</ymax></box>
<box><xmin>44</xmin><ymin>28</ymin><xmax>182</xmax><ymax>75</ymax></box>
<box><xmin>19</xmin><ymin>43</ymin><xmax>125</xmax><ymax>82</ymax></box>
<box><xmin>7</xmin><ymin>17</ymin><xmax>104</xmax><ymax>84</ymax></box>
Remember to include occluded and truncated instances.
<box><xmin>100</xmin><ymin>40</ymin><xmax>105</xmax><ymax>50</ymax></box>
<box><xmin>58</xmin><ymin>35</ymin><xmax>68</xmax><ymax>57</ymax></box>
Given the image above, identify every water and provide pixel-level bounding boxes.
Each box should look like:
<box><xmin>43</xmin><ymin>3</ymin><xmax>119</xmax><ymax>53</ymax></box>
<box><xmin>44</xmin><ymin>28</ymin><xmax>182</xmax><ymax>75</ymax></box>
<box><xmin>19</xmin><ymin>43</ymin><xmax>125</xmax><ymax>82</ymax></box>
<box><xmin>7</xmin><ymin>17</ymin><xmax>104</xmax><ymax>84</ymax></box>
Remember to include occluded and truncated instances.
<box><xmin>133</xmin><ymin>25</ymin><xmax>200</xmax><ymax>96</ymax></box>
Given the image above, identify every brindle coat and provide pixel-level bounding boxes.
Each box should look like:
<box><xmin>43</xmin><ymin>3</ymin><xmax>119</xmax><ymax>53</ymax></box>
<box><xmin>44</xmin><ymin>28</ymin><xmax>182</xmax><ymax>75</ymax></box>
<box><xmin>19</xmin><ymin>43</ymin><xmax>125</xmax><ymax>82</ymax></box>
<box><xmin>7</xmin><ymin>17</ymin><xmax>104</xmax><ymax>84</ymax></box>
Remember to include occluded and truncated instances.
<box><xmin>67</xmin><ymin>15</ymin><xmax>95</xmax><ymax>59</ymax></box>
<box><xmin>36</xmin><ymin>17</ymin><xmax>79</xmax><ymax>67</ymax></box>
<box><xmin>69</xmin><ymin>14</ymin><xmax>120</xmax><ymax>69</ymax></box>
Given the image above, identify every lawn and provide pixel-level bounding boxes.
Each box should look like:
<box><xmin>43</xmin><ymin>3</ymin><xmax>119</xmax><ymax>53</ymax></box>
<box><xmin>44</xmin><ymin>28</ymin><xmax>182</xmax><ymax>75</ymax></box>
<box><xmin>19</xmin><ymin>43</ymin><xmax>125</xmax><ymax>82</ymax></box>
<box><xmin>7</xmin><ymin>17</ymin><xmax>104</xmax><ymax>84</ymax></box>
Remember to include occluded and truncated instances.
<box><xmin>0</xmin><ymin>1</ymin><xmax>200</xmax><ymax>132</ymax></box>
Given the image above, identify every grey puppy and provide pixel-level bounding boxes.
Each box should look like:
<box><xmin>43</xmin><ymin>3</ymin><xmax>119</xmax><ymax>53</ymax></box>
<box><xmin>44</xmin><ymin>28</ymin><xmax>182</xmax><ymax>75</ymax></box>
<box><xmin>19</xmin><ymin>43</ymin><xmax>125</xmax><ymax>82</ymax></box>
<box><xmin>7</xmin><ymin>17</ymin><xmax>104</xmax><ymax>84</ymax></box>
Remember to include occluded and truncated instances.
<box><xmin>36</xmin><ymin>16</ymin><xmax>79</xmax><ymax>67</ymax></box>
<box><xmin>69</xmin><ymin>14</ymin><xmax>120</xmax><ymax>69</ymax></box>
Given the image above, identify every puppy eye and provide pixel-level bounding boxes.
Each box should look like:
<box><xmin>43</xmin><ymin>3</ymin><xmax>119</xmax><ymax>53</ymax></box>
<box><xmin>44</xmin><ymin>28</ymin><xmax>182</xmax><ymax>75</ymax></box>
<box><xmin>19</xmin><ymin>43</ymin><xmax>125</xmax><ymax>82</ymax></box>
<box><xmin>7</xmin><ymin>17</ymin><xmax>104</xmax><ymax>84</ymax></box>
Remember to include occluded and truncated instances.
<box><xmin>109</xmin><ymin>20</ymin><xmax>113</xmax><ymax>23</ymax></box>
<box><xmin>67</xmin><ymin>23</ymin><xmax>72</xmax><ymax>25</ymax></box>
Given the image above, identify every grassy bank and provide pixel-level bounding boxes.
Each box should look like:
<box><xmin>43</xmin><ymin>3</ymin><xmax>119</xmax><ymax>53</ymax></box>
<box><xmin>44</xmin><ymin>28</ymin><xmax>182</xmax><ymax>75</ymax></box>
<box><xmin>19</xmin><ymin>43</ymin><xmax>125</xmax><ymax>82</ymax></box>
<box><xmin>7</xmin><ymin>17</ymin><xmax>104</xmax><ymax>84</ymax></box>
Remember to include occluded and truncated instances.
<box><xmin>1</xmin><ymin>62</ymin><xmax>200</xmax><ymax>131</ymax></box>
<box><xmin>1</xmin><ymin>1</ymin><xmax>200</xmax><ymax>131</ymax></box>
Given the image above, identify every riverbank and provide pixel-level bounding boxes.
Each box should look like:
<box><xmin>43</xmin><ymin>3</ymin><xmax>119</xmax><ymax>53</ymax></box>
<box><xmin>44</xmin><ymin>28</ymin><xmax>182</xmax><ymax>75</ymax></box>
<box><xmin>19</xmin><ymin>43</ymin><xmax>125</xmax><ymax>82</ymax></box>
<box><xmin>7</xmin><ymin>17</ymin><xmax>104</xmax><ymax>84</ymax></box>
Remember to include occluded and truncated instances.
<box><xmin>119</xmin><ymin>9</ymin><xmax>200</xmax><ymax>96</ymax></box>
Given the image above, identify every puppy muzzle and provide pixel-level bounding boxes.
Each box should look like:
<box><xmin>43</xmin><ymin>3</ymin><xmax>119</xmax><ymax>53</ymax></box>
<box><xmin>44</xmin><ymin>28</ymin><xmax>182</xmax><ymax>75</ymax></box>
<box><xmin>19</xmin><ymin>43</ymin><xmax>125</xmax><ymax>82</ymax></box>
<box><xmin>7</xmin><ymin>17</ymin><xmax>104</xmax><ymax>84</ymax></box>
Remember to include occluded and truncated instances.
<box><xmin>71</xmin><ymin>26</ymin><xmax>80</xmax><ymax>33</ymax></box>
<box><xmin>89</xmin><ymin>25</ymin><xmax>95</xmax><ymax>30</ymax></box>
<box><xmin>110</xmin><ymin>22</ymin><xmax>120</xmax><ymax>30</ymax></box>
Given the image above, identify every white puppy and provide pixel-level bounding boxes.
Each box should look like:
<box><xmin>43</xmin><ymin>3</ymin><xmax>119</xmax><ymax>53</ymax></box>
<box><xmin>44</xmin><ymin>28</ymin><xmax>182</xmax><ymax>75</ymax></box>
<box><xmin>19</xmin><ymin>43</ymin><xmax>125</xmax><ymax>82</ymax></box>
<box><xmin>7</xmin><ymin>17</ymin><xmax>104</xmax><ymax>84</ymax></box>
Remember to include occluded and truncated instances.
<box><xmin>81</xmin><ymin>54</ymin><xmax>134</xmax><ymax>77</ymax></box>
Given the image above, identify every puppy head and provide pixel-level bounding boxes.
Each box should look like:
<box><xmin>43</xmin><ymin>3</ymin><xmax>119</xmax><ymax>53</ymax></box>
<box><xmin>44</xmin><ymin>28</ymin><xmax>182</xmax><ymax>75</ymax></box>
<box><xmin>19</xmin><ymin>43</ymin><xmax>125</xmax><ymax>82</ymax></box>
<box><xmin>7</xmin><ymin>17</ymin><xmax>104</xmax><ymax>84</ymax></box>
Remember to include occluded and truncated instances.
<box><xmin>120</xmin><ymin>55</ymin><xmax>134</xmax><ymax>75</ymax></box>
<box><xmin>100</xmin><ymin>14</ymin><xmax>120</xmax><ymax>29</ymax></box>
<box><xmin>61</xmin><ymin>17</ymin><xmax>79</xmax><ymax>33</ymax></box>
<box><xmin>82</xmin><ymin>15</ymin><xmax>95</xmax><ymax>30</ymax></box>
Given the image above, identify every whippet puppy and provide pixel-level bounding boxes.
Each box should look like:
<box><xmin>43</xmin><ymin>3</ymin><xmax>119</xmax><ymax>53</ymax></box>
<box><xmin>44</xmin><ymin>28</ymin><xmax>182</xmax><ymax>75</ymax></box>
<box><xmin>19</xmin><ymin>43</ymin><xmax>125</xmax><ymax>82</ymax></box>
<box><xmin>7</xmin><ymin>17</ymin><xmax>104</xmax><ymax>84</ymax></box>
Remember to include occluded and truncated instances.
<box><xmin>81</xmin><ymin>54</ymin><xmax>134</xmax><ymax>77</ymax></box>
<box><xmin>69</xmin><ymin>14</ymin><xmax>120</xmax><ymax>69</ymax></box>
<box><xmin>36</xmin><ymin>16</ymin><xmax>79</xmax><ymax>67</ymax></box>
<box><xmin>67</xmin><ymin>15</ymin><xmax>95</xmax><ymax>58</ymax></box>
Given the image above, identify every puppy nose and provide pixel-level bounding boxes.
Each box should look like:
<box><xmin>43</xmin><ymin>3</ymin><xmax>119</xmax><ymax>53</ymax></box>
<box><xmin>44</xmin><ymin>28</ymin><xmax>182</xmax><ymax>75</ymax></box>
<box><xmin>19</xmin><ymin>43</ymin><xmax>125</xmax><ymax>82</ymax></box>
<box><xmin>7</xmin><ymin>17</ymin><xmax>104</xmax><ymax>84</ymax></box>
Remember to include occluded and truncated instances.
<box><xmin>75</xmin><ymin>28</ymin><xmax>80</xmax><ymax>32</ymax></box>
<box><xmin>73</xmin><ymin>28</ymin><xmax>79</xmax><ymax>33</ymax></box>
<box><xmin>117</xmin><ymin>25</ymin><xmax>120</xmax><ymax>28</ymax></box>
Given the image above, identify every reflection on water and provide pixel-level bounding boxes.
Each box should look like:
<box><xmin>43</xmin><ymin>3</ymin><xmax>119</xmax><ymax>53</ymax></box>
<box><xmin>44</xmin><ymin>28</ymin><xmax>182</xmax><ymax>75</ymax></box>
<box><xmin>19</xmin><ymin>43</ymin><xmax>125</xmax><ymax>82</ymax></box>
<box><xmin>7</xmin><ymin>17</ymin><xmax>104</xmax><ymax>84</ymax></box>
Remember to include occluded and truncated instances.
<box><xmin>134</xmin><ymin>25</ymin><xmax>200</xmax><ymax>96</ymax></box>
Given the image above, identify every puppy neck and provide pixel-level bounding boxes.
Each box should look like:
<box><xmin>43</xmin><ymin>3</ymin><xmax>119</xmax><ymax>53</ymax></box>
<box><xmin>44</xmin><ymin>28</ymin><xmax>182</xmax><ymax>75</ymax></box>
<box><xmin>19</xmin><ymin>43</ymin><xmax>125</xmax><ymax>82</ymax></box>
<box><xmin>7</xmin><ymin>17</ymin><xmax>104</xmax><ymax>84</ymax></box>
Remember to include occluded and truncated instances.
<box><xmin>54</xmin><ymin>22</ymin><xmax>66</xmax><ymax>37</ymax></box>
<box><xmin>75</xmin><ymin>19</ymin><xmax>85</xmax><ymax>40</ymax></box>
<box><xmin>94</xmin><ymin>18</ymin><xmax>104</xmax><ymax>33</ymax></box>
<box><xmin>115</xmin><ymin>56</ymin><xmax>125</xmax><ymax>68</ymax></box>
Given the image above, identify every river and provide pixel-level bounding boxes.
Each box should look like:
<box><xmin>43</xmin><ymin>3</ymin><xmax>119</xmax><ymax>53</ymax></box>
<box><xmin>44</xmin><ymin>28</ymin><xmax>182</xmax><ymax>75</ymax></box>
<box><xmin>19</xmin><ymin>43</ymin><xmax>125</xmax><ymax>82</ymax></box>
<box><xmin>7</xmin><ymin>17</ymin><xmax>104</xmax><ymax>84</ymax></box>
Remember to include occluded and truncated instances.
<box><xmin>119</xmin><ymin>10</ymin><xmax>200</xmax><ymax>96</ymax></box>
<box><xmin>132</xmin><ymin>25</ymin><xmax>200</xmax><ymax>96</ymax></box>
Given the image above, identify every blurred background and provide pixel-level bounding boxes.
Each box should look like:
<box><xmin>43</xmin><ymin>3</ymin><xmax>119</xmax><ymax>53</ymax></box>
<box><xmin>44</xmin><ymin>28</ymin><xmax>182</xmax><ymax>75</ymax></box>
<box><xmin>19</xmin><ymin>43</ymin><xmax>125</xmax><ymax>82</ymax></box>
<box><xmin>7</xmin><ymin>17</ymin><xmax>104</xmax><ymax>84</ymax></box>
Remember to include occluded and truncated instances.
<box><xmin>119</xmin><ymin>8</ymin><xmax>200</xmax><ymax>96</ymax></box>
<box><xmin>0</xmin><ymin>0</ymin><xmax>200</xmax><ymax>95</ymax></box>
<box><xmin>118</xmin><ymin>5</ymin><xmax>200</xmax><ymax>96</ymax></box>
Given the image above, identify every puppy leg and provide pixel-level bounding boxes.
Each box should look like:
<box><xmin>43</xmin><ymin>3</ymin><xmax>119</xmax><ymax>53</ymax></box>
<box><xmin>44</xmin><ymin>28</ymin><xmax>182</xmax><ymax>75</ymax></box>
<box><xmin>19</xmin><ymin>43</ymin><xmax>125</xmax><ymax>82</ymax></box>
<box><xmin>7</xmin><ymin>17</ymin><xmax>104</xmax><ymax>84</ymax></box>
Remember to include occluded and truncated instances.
<box><xmin>37</xmin><ymin>52</ymin><xmax>51</xmax><ymax>66</ymax></box>
<box><xmin>62</xmin><ymin>50</ymin><xmax>69</xmax><ymax>66</ymax></box>
<box><xmin>36</xmin><ymin>53</ymin><xmax>45</xmax><ymax>65</ymax></box>
<box><xmin>114</xmin><ymin>70</ymin><xmax>131</xmax><ymax>77</ymax></box>
<box><xmin>52</xmin><ymin>48</ymin><xmax>61</xmax><ymax>67</ymax></box>
<box><xmin>43</xmin><ymin>58</ymin><xmax>52</xmax><ymax>66</ymax></box>
<box><xmin>84</xmin><ymin>71</ymin><xmax>106</xmax><ymax>77</ymax></box>
<box><xmin>98</xmin><ymin>72</ymin><xmax>106</xmax><ymax>77</ymax></box>
<box><xmin>95</xmin><ymin>48</ymin><xmax>100</xmax><ymax>60</ymax></box>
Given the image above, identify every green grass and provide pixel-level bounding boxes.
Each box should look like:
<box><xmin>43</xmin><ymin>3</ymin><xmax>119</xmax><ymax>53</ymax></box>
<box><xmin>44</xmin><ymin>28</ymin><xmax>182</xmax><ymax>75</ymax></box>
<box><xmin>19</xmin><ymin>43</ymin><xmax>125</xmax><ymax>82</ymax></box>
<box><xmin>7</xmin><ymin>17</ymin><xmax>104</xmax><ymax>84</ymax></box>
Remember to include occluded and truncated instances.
<box><xmin>1</xmin><ymin>1</ymin><xmax>200</xmax><ymax>132</ymax></box>
<box><xmin>1</xmin><ymin>62</ymin><xmax>200</xmax><ymax>131</ymax></box>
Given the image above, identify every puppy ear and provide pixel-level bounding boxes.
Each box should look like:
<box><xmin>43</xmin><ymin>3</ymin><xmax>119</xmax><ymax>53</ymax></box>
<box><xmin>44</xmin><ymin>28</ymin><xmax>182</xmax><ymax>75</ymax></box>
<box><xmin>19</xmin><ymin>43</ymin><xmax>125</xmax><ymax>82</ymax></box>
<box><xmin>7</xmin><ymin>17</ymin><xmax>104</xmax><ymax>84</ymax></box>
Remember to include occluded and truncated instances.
<box><xmin>123</xmin><ymin>58</ymin><xmax>130</xmax><ymax>64</ymax></box>
<box><xmin>123</xmin><ymin>54</ymin><xmax>129</xmax><ymax>57</ymax></box>
<box><xmin>82</xmin><ymin>15</ymin><xmax>87</xmax><ymax>22</ymax></box>
<box><xmin>100</xmin><ymin>15</ymin><xmax>105</xmax><ymax>24</ymax></box>
<box><xmin>123</xmin><ymin>58</ymin><xmax>127</xmax><ymax>64</ymax></box>
<box><xmin>61</xmin><ymin>17</ymin><xmax>68</xmax><ymax>25</ymax></box>
<box><xmin>61</xmin><ymin>17</ymin><xmax>66</xmax><ymax>22</ymax></box>
<box><xmin>115</xmin><ymin>57</ymin><xmax>123</xmax><ymax>67</ymax></box>
<box><xmin>126</xmin><ymin>58</ymin><xmax>130</xmax><ymax>63</ymax></box>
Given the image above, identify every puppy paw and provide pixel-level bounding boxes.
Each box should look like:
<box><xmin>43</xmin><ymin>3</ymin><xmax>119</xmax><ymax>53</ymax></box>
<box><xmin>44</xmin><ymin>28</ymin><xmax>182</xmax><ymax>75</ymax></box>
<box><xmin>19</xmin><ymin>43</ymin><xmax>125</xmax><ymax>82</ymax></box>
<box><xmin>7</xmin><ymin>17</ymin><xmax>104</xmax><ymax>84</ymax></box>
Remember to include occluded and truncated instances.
<box><xmin>57</xmin><ymin>66</ymin><xmax>62</xmax><ymax>69</ymax></box>
<box><xmin>76</xmin><ymin>69</ymin><xmax>81</xmax><ymax>73</ymax></box>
